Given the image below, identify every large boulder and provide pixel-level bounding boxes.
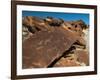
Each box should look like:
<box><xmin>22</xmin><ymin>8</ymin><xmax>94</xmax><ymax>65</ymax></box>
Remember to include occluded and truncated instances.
<box><xmin>22</xmin><ymin>27</ymin><xmax>79</xmax><ymax>68</ymax></box>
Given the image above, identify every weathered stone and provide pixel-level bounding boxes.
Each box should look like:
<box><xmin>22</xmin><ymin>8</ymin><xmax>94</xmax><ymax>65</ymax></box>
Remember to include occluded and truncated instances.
<box><xmin>74</xmin><ymin>50</ymin><xmax>89</xmax><ymax>65</ymax></box>
<box><xmin>22</xmin><ymin>16</ymin><xmax>51</xmax><ymax>33</ymax></box>
<box><xmin>54</xmin><ymin>56</ymin><xmax>81</xmax><ymax>67</ymax></box>
<box><xmin>53</xmin><ymin>49</ymin><xmax>89</xmax><ymax>67</ymax></box>
<box><xmin>44</xmin><ymin>17</ymin><xmax>64</xmax><ymax>26</ymax></box>
<box><xmin>22</xmin><ymin>27</ymin><xmax>79</xmax><ymax>68</ymax></box>
<box><xmin>76</xmin><ymin>37</ymin><xmax>86</xmax><ymax>46</ymax></box>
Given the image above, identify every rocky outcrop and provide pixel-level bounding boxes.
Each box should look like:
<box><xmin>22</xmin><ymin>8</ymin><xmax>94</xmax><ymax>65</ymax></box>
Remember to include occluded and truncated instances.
<box><xmin>22</xmin><ymin>16</ymin><xmax>89</xmax><ymax>68</ymax></box>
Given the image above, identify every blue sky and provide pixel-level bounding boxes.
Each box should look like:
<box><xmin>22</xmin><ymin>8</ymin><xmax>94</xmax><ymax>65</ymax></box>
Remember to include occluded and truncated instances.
<box><xmin>22</xmin><ymin>11</ymin><xmax>89</xmax><ymax>25</ymax></box>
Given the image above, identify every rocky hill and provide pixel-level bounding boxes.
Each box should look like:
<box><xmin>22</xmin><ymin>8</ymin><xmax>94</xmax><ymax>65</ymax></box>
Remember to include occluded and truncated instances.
<box><xmin>22</xmin><ymin>16</ymin><xmax>89</xmax><ymax>68</ymax></box>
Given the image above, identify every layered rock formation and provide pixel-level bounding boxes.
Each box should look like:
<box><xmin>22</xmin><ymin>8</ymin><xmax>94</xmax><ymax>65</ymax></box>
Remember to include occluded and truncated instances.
<box><xmin>22</xmin><ymin>16</ymin><xmax>89</xmax><ymax>69</ymax></box>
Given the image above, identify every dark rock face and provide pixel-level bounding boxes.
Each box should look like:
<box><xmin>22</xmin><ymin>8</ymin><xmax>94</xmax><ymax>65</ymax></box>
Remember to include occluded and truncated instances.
<box><xmin>22</xmin><ymin>27</ymin><xmax>79</xmax><ymax>68</ymax></box>
<box><xmin>22</xmin><ymin>16</ymin><xmax>89</xmax><ymax>68</ymax></box>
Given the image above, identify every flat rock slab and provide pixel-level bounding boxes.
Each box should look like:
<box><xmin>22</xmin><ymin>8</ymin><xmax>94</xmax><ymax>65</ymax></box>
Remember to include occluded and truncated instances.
<box><xmin>22</xmin><ymin>27</ymin><xmax>79</xmax><ymax>68</ymax></box>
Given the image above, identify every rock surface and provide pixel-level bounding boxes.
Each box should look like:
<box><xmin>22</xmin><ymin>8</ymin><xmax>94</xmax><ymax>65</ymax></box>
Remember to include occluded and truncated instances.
<box><xmin>22</xmin><ymin>27</ymin><xmax>79</xmax><ymax>68</ymax></box>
